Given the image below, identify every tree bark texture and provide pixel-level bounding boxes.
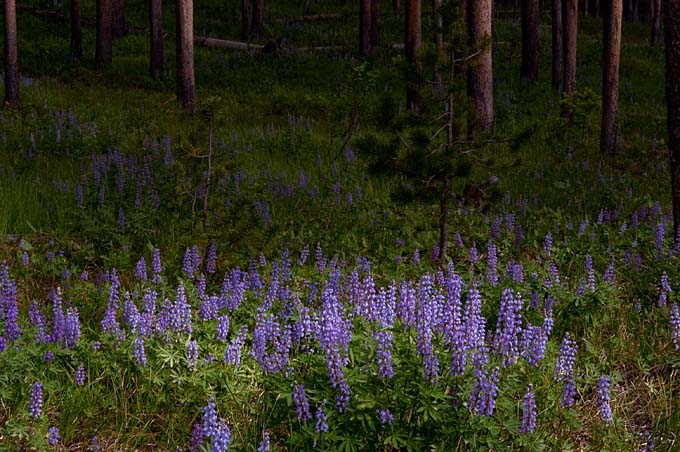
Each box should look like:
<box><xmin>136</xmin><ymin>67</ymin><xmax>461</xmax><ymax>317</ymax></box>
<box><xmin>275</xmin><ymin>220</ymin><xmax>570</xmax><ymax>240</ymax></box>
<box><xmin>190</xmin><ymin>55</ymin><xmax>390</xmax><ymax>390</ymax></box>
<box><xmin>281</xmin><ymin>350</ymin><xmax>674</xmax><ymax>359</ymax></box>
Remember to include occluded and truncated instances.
<box><xmin>405</xmin><ymin>0</ymin><xmax>422</xmax><ymax>110</ymax></box>
<box><xmin>552</xmin><ymin>0</ymin><xmax>562</xmax><ymax>90</ymax></box>
<box><xmin>600</xmin><ymin>0</ymin><xmax>622</xmax><ymax>155</ymax></box>
<box><xmin>467</xmin><ymin>0</ymin><xmax>494</xmax><ymax>135</ymax></box>
<box><xmin>95</xmin><ymin>0</ymin><xmax>113</xmax><ymax>70</ymax></box>
<box><xmin>665</xmin><ymin>0</ymin><xmax>680</xmax><ymax>236</ymax></box>
<box><xmin>241</xmin><ymin>0</ymin><xmax>249</xmax><ymax>41</ymax></box>
<box><xmin>111</xmin><ymin>0</ymin><xmax>126</xmax><ymax>37</ymax></box>
<box><xmin>371</xmin><ymin>0</ymin><xmax>380</xmax><ymax>49</ymax></box>
<box><xmin>251</xmin><ymin>0</ymin><xmax>264</xmax><ymax>37</ymax></box>
<box><xmin>149</xmin><ymin>0</ymin><xmax>163</xmax><ymax>78</ymax></box>
<box><xmin>360</xmin><ymin>0</ymin><xmax>372</xmax><ymax>53</ymax></box>
<box><xmin>70</xmin><ymin>0</ymin><xmax>82</xmax><ymax>60</ymax></box>
<box><xmin>521</xmin><ymin>0</ymin><xmax>539</xmax><ymax>81</ymax></box>
<box><xmin>433</xmin><ymin>0</ymin><xmax>444</xmax><ymax>90</ymax></box>
<box><xmin>651</xmin><ymin>0</ymin><xmax>662</xmax><ymax>45</ymax></box>
<box><xmin>176</xmin><ymin>0</ymin><xmax>196</xmax><ymax>111</ymax></box>
<box><xmin>562</xmin><ymin>0</ymin><xmax>577</xmax><ymax>117</ymax></box>
<box><xmin>3</xmin><ymin>0</ymin><xmax>19</xmax><ymax>107</ymax></box>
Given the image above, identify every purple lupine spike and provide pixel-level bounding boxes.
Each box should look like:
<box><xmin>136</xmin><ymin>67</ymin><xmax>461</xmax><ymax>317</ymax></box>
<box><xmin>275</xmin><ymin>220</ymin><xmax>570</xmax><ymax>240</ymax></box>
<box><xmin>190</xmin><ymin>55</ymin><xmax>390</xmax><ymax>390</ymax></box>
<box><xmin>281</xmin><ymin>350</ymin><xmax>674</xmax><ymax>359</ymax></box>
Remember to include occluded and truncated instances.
<box><xmin>603</xmin><ymin>260</ymin><xmax>616</xmax><ymax>285</ymax></box>
<box><xmin>29</xmin><ymin>381</ymin><xmax>43</xmax><ymax>419</ymax></box>
<box><xmin>554</xmin><ymin>333</ymin><xmax>577</xmax><ymax>382</ymax></box>
<box><xmin>182</xmin><ymin>247</ymin><xmax>194</xmax><ymax>278</ymax></box>
<box><xmin>519</xmin><ymin>384</ymin><xmax>536</xmax><ymax>434</ymax></box>
<box><xmin>152</xmin><ymin>248</ymin><xmax>162</xmax><ymax>284</ymax></box>
<box><xmin>378</xmin><ymin>409</ymin><xmax>394</xmax><ymax>424</ymax></box>
<box><xmin>202</xmin><ymin>397</ymin><xmax>218</xmax><ymax>437</ymax></box>
<box><xmin>29</xmin><ymin>301</ymin><xmax>49</xmax><ymax>344</ymax></box>
<box><xmin>223</xmin><ymin>325</ymin><xmax>248</xmax><ymax>367</ymax></box>
<box><xmin>585</xmin><ymin>255</ymin><xmax>595</xmax><ymax>291</ymax></box>
<box><xmin>314</xmin><ymin>401</ymin><xmax>329</xmax><ymax>432</ymax></box>
<box><xmin>293</xmin><ymin>384</ymin><xmax>312</xmax><ymax>421</ymax></box>
<box><xmin>543</xmin><ymin>232</ymin><xmax>553</xmax><ymax>257</ymax></box>
<box><xmin>135</xmin><ymin>257</ymin><xmax>147</xmax><ymax>281</ymax></box>
<box><xmin>64</xmin><ymin>307</ymin><xmax>81</xmax><ymax>348</ymax></box>
<box><xmin>656</xmin><ymin>222</ymin><xmax>665</xmax><ymax>259</ymax></box>
<box><xmin>187</xmin><ymin>339</ymin><xmax>199</xmax><ymax>371</ymax></box>
<box><xmin>216</xmin><ymin>315</ymin><xmax>230</xmax><ymax>341</ymax></box>
<box><xmin>597</xmin><ymin>376</ymin><xmax>613</xmax><ymax>423</ymax></box>
<box><xmin>671</xmin><ymin>303</ymin><xmax>680</xmax><ymax>350</ymax></box>
<box><xmin>75</xmin><ymin>364</ymin><xmax>86</xmax><ymax>385</ymax></box>
<box><xmin>487</xmin><ymin>241</ymin><xmax>498</xmax><ymax>286</ymax></box>
<box><xmin>257</xmin><ymin>432</ymin><xmax>271</xmax><ymax>452</ymax></box>
<box><xmin>0</xmin><ymin>267</ymin><xmax>21</xmax><ymax>341</ymax></box>
<box><xmin>101</xmin><ymin>269</ymin><xmax>121</xmax><ymax>334</ymax></box>
<box><xmin>494</xmin><ymin>289</ymin><xmax>522</xmax><ymax>367</ymax></box>
<box><xmin>412</xmin><ymin>248</ymin><xmax>420</xmax><ymax>265</ymax></box>
<box><xmin>206</xmin><ymin>243</ymin><xmax>217</xmax><ymax>275</ymax></box>
<box><xmin>375</xmin><ymin>330</ymin><xmax>394</xmax><ymax>379</ymax></box>
<box><xmin>48</xmin><ymin>426</ymin><xmax>60</xmax><ymax>446</ymax></box>
<box><xmin>134</xmin><ymin>335</ymin><xmax>147</xmax><ymax>367</ymax></box>
<box><xmin>468</xmin><ymin>364</ymin><xmax>499</xmax><ymax>416</ymax></box>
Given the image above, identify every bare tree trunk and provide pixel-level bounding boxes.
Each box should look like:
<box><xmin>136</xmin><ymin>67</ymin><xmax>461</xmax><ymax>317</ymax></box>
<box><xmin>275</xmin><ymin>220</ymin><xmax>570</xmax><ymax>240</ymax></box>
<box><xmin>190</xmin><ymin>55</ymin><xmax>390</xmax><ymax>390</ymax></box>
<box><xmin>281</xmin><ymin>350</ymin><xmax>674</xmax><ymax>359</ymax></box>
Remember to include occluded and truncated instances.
<box><xmin>552</xmin><ymin>0</ymin><xmax>563</xmax><ymax>90</ymax></box>
<box><xmin>467</xmin><ymin>0</ymin><xmax>494</xmax><ymax>136</ymax></box>
<box><xmin>460</xmin><ymin>0</ymin><xmax>468</xmax><ymax>23</ymax></box>
<box><xmin>562</xmin><ymin>0</ymin><xmax>578</xmax><ymax>118</ymax></box>
<box><xmin>601</xmin><ymin>0</ymin><xmax>622</xmax><ymax>155</ymax></box>
<box><xmin>70</xmin><ymin>0</ymin><xmax>82</xmax><ymax>61</ymax></box>
<box><xmin>521</xmin><ymin>0</ymin><xmax>539</xmax><ymax>81</ymax></box>
<box><xmin>95</xmin><ymin>0</ymin><xmax>113</xmax><ymax>70</ymax></box>
<box><xmin>433</xmin><ymin>0</ymin><xmax>444</xmax><ymax>91</ymax></box>
<box><xmin>405</xmin><ymin>0</ymin><xmax>422</xmax><ymax>110</ymax></box>
<box><xmin>111</xmin><ymin>0</ymin><xmax>127</xmax><ymax>37</ymax></box>
<box><xmin>251</xmin><ymin>0</ymin><xmax>265</xmax><ymax>37</ymax></box>
<box><xmin>371</xmin><ymin>0</ymin><xmax>380</xmax><ymax>49</ymax></box>
<box><xmin>176</xmin><ymin>0</ymin><xmax>196</xmax><ymax>111</ymax></box>
<box><xmin>594</xmin><ymin>0</ymin><xmax>600</xmax><ymax>16</ymax></box>
<box><xmin>360</xmin><ymin>0</ymin><xmax>372</xmax><ymax>53</ymax></box>
<box><xmin>651</xmin><ymin>0</ymin><xmax>661</xmax><ymax>45</ymax></box>
<box><xmin>3</xmin><ymin>0</ymin><xmax>19</xmax><ymax>107</ymax></box>
<box><xmin>241</xmin><ymin>0</ymin><xmax>249</xmax><ymax>41</ymax></box>
<box><xmin>584</xmin><ymin>0</ymin><xmax>589</xmax><ymax>15</ymax></box>
<box><xmin>149</xmin><ymin>0</ymin><xmax>163</xmax><ymax>78</ymax></box>
<box><xmin>393</xmin><ymin>0</ymin><xmax>401</xmax><ymax>14</ymax></box>
<box><xmin>665</xmin><ymin>0</ymin><xmax>680</xmax><ymax>237</ymax></box>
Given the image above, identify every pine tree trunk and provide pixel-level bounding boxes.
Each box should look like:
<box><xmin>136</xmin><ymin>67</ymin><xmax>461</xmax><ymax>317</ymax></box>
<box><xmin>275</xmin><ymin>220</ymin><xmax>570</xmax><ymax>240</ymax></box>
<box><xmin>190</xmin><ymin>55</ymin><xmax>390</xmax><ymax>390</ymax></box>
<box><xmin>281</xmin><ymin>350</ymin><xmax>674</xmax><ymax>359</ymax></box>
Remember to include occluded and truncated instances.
<box><xmin>241</xmin><ymin>0</ymin><xmax>249</xmax><ymax>41</ymax></box>
<box><xmin>467</xmin><ymin>0</ymin><xmax>494</xmax><ymax>136</ymax></box>
<box><xmin>251</xmin><ymin>0</ymin><xmax>265</xmax><ymax>37</ymax></box>
<box><xmin>360</xmin><ymin>0</ymin><xmax>372</xmax><ymax>53</ymax></box>
<box><xmin>112</xmin><ymin>0</ymin><xmax>127</xmax><ymax>37</ymax></box>
<box><xmin>665</xmin><ymin>0</ymin><xmax>680</xmax><ymax>236</ymax></box>
<box><xmin>433</xmin><ymin>0</ymin><xmax>444</xmax><ymax>90</ymax></box>
<box><xmin>393</xmin><ymin>0</ymin><xmax>401</xmax><ymax>14</ymax></box>
<box><xmin>594</xmin><ymin>0</ymin><xmax>600</xmax><ymax>16</ymax></box>
<box><xmin>562</xmin><ymin>0</ymin><xmax>578</xmax><ymax>118</ymax></box>
<box><xmin>371</xmin><ymin>0</ymin><xmax>380</xmax><ymax>49</ymax></box>
<box><xmin>601</xmin><ymin>0</ymin><xmax>622</xmax><ymax>156</ymax></box>
<box><xmin>149</xmin><ymin>0</ymin><xmax>163</xmax><ymax>79</ymax></box>
<box><xmin>651</xmin><ymin>0</ymin><xmax>662</xmax><ymax>45</ymax></box>
<box><xmin>70</xmin><ymin>0</ymin><xmax>82</xmax><ymax>61</ymax></box>
<box><xmin>95</xmin><ymin>0</ymin><xmax>113</xmax><ymax>70</ymax></box>
<box><xmin>176</xmin><ymin>0</ymin><xmax>196</xmax><ymax>111</ymax></box>
<box><xmin>3</xmin><ymin>0</ymin><xmax>19</xmax><ymax>107</ymax></box>
<box><xmin>521</xmin><ymin>0</ymin><xmax>539</xmax><ymax>81</ymax></box>
<box><xmin>552</xmin><ymin>0</ymin><xmax>563</xmax><ymax>90</ymax></box>
<box><xmin>405</xmin><ymin>0</ymin><xmax>422</xmax><ymax>110</ymax></box>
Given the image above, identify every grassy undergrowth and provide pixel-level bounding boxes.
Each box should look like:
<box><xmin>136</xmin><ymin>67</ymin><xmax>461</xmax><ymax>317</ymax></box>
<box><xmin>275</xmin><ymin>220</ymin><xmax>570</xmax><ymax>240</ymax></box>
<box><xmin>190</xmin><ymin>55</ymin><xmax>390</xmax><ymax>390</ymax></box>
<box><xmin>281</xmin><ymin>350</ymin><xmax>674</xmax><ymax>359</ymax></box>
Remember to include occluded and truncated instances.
<box><xmin>0</xmin><ymin>1</ymin><xmax>678</xmax><ymax>451</ymax></box>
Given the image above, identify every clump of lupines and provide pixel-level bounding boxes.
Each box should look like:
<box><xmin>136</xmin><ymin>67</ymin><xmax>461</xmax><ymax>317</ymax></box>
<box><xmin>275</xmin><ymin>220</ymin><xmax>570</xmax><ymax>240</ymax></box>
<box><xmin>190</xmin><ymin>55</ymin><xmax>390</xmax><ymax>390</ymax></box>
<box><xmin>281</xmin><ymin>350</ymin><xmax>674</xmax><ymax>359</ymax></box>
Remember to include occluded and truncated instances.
<box><xmin>1</xmin><ymin>263</ymin><xmax>21</xmax><ymax>341</ymax></box>
<box><xmin>597</xmin><ymin>376</ymin><xmax>614</xmax><ymax>424</ymax></box>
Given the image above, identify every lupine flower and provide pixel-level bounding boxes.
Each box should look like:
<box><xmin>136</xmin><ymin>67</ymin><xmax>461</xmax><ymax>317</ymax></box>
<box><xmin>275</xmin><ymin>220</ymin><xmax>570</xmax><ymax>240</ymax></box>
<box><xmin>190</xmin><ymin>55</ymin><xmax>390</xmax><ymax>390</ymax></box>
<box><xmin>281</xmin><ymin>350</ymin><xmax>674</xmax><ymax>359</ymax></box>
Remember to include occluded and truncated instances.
<box><xmin>554</xmin><ymin>333</ymin><xmax>577</xmax><ymax>381</ymax></box>
<box><xmin>468</xmin><ymin>365</ymin><xmax>499</xmax><ymax>416</ymax></box>
<box><xmin>207</xmin><ymin>243</ymin><xmax>217</xmax><ymax>274</ymax></box>
<box><xmin>257</xmin><ymin>432</ymin><xmax>271</xmax><ymax>452</ymax></box>
<box><xmin>75</xmin><ymin>364</ymin><xmax>86</xmax><ymax>385</ymax></box>
<box><xmin>655</xmin><ymin>222</ymin><xmax>665</xmax><ymax>259</ymax></box>
<box><xmin>521</xmin><ymin>323</ymin><xmax>548</xmax><ymax>367</ymax></box>
<box><xmin>187</xmin><ymin>339</ymin><xmax>199</xmax><ymax>371</ymax></box>
<box><xmin>375</xmin><ymin>330</ymin><xmax>394</xmax><ymax>379</ymax></box>
<box><xmin>543</xmin><ymin>232</ymin><xmax>553</xmax><ymax>256</ymax></box>
<box><xmin>519</xmin><ymin>384</ymin><xmax>536</xmax><ymax>434</ymax></box>
<box><xmin>412</xmin><ymin>248</ymin><xmax>420</xmax><ymax>265</ymax></box>
<box><xmin>494</xmin><ymin>289</ymin><xmax>522</xmax><ymax>367</ymax></box>
<box><xmin>152</xmin><ymin>248</ymin><xmax>162</xmax><ymax>283</ymax></box>
<box><xmin>293</xmin><ymin>384</ymin><xmax>312</xmax><ymax>421</ymax></box>
<box><xmin>135</xmin><ymin>257</ymin><xmax>148</xmax><ymax>281</ymax></box>
<box><xmin>134</xmin><ymin>335</ymin><xmax>147</xmax><ymax>367</ymax></box>
<box><xmin>597</xmin><ymin>376</ymin><xmax>614</xmax><ymax>423</ymax></box>
<box><xmin>29</xmin><ymin>301</ymin><xmax>49</xmax><ymax>344</ymax></box>
<box><xmin>216</xmin><ymin>315</ymin><xmax>230</xmax><ymax>342</ymax></box>
<box><xmin>101</xmin><ymin>269</ymin><xmax>121</xmax><ymax>334</ymax></box>
<box><xmin>44</xmin><ymin>351</ymin><xmax>54</xmax><ymax>363</ymax></box>
<box><xmin>0</xmin><ymin>268</ymin><xmax>21</xmax><ymax>341</ymax></box>
<box><xmin>48</xmin><ymin>426</ymin><xmax>60</xmax><ymax>446</ymax></box>
<box><xmin>560</xmin><ymin>374</ymin><xmax>577</xmax><ymax>408</ymax></box>
<box><xmin>298</xmin><ymin>245</ymin><xmax>310</xmax><ymax>266</ymax></box>
<box><xmin>469</xmin><ymin>244</ymin><xmax>478</xmax><ymax>264</ymax></box>
<box><xmin>29</xmin><ymin>381</ymin><xmax>43</xmax><ymax>419</ymax></box>
<box><xmin>585</xmin><ymin>255</ymin><xmax>595</xmax><ymax>291</ymax></box>
<box><xmin>211</xmin><ymin>419</ymin><xmax>231</xmax><ymax>452</ymax></box>
<box><xmin>21</xmin><ymin>251</ymin><xmax>29</xmax><ymax>267</ymax></box>
<box><xmin>670</xmin><ymin>303</ymin><xmax>680</xmax><ymax>349</ymax></box>
<box><xmin>202</xmin><ymin>397</ymin><xmax>218</xmax><ymax>437</ymax></box>
<box><xmin>378</xmin><ymin>409</ymin><xmax>394</xmax><ymax>425</ymax></box>
<box><xmin>314</xmin><ymin>401</ymin><xmax>329</xmax><ymax>432</ymax></box>
<box><xmin>64</xmin><ymin>307</ymin><xmax>81</xmax><ymax>348</ymax></box>
<box><xmin>487</xmin><ymin>241</ymin><xmax>498</xmax><ymax>286</ymax></box>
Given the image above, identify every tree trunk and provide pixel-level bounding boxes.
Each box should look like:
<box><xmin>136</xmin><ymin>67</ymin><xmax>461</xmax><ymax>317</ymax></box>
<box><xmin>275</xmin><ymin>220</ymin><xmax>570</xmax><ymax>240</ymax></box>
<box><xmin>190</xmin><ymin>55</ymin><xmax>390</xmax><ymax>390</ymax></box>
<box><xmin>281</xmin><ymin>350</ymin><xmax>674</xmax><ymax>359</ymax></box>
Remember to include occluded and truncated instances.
<box><xmin>651</xmin><ymin>0</ymin><xmax>661</xmax><ymax>45</ymax></box>
<box><xmin>111</xmin><ymin>0</ymin><xmax>127</xmax><ymax>37</ymax></box>
<box><xmin>95</xmin><ymin>0</ymin><xmax>113</xmax><ymax>70</ymax></box>
<box><xmin>371</xmin><ymin>0</ymin><xmax>380</xmax><ymax>49</ymax></box>
<box><xmin>251</xmin><ymin>0</ymin><xmax>265</xmax><ymax>37</ymax></box>
<box><xmin>665</xmin><ymin>0</ymin><xmax>680</xmax><ymax>237</ymax></box>
<box><xmin>241</xmin><ymin>0</ymin><xmax>249</xmax><ymax>41</ymax></box>
<box><xmin>467</xmin><ymin>0</ymin><xmax>494</xmax><ymax>136</ymax></box>
<box><xmin>393</xmin><ymin>0</ymin><xmax>401</xmax><ymax>14</ymax></box>
<box><xmin>360</xmin><ymin>0</ymin><xmax>372</xmax><ymax>53</ymax></box>
<box><xmin>552</xmin><ymin>0</ymin><xmax>563</xmax><ymax>90</ymax></box>
<box><xmin>70</xmin><ymin>0</ymin><xmax>82</xmax><ymax>61</ymax></box>
<box><xmin>594</xmin><ymin>0</ymin><xmax>600</xmax><ymax>16</ymax></box>
<box><xmin>562</xmin><ymin>0</ymin><xmax>578</xmax><ymax>118</ymax></box>
<box><xmin>405</xmin><ymin>0</ymin><xmax>422</xmax><ymax>110</ymax></box>
<box><xmin>601</xmin><ymin>0</ymin><xmax>622</xmax><ymax>156</ymax></box>
<box><xmin>149</xmin><ymin>0</ymin><xmax>163</xmax><ymax>78</ymax></box>
<box><xmin>3</xmin><ymin>0</ymin><xmax>19</xmax><ymax>107</ymax></box>
<box><xmin>176</xmin><ymin>0</ymin><xmax>196</xmax><ymax>111</ymax></box>
<box><xmin>521</xmin><ymin>0</ymin><xmax>539</xmax><ymax>81</ymax></box>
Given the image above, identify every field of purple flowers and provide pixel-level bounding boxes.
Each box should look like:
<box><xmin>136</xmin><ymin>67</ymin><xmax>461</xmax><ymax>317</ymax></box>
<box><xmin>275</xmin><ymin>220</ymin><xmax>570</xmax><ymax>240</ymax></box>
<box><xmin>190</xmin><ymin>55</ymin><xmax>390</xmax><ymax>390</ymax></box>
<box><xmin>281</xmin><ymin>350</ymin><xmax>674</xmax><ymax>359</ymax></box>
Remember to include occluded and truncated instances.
<box><xmin>0</xmin><ymin>7</ymin><xmax>678</xmax><ymax>451</ymax></box>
